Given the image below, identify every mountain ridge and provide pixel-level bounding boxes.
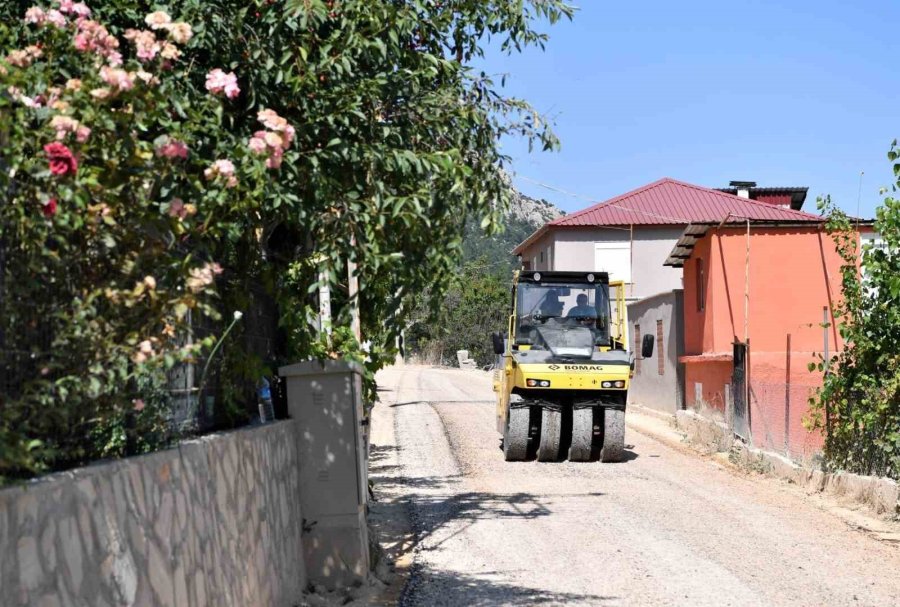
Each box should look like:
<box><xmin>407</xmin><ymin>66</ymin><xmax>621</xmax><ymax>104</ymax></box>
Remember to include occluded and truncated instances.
<box><xmin>462</xmin><ymin>183</ymin><xmax>564</xmax><ymax>272</ymax></box>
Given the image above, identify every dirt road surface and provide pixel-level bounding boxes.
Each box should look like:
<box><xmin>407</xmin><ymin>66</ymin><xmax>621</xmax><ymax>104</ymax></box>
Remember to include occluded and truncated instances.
<box><xmin>369</xmin><ymin>365</ymin><xmax>900</xmax><ymax>607</ymax></box>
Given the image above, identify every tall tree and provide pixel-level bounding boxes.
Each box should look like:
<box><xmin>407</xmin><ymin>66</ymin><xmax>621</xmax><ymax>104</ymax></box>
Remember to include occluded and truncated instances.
<box><xmin>0</xmin><ymin>0</ymin><xmax>573</xmax><ymax>475</ymax></box>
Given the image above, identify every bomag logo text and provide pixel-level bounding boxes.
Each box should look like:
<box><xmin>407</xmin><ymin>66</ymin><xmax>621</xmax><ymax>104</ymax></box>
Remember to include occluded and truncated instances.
<box><xmin>561</xmin><ymin>365</ymin><xmax>599</xmax><ymax>371</ymax></box>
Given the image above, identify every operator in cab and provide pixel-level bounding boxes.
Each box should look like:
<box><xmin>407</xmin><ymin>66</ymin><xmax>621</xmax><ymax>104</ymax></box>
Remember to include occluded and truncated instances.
<box><xmin>567</xmin><ymin>293</ymin><xmax>596</xmax><ymax>319</ymax></box>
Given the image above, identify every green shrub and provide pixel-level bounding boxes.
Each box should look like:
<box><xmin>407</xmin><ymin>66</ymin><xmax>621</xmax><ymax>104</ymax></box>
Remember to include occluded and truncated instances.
<box><xmin>809</xmin><ymin>147</ymin><xmax>900</xmax><ymax>480</ymax></box>
<box><xmin>0</xmin><ymin>0</ymin><xmax>572</xmax><ymax>480</ymax></box>
<box><xmin>0</xmin><ymin>2</ymin><xmax>280</xmax><ymax>479</ymax></box>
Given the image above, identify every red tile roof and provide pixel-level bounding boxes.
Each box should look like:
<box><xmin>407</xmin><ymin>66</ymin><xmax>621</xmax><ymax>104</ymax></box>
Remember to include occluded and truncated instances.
<box><xmin>551</xmin><ymin>178</ymin><xmax>821</xmax><ymax>226</ymax></box>
<box><xmin>513</xmin><ymin>178</ymin><xmax>823</xmax><ymax>255</ymax></box>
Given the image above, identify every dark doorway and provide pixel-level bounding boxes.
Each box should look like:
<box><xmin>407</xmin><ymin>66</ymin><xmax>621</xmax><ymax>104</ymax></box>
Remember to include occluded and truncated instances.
<box><xmin>732</xmin><ymin>341</ymin><xmax>750</xmax><ymax>440</ymax></box>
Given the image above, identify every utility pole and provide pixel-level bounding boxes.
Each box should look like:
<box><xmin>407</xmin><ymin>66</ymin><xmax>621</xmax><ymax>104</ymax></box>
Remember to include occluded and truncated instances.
<box><xmin>318</xmin><ymin>265</ymin><xmax>332</xmax><ymax>339</ymax></box>
<box><xmin>348</xmin><ymin>235</ymin><xmax>361</xmax><ymax>343</ymax></box>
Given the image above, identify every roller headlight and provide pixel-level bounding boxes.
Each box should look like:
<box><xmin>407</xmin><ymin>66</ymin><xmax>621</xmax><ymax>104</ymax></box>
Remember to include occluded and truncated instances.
<box><xmin>533</xmin><ymin>272</ymin><xmax>541</xmax><ymax>281</ymax></box>
<box><xmin>527</xmin><ymin>379</ymin><xmax>537</xmax><ymax>387</ymax></box>
<box><xmin>540</xmin><ymin>380</ymin><xmax>551</xmax><ymax>387</ymax></box>
<box><xmin>601</xmin><ymin>381</ymin><xmax>612</xmax><ymax>388</ymax></box>
<box><xmin>614</xmin><ymin>380</ymin><xmax>626</xmax><ymax>388</ymax></box>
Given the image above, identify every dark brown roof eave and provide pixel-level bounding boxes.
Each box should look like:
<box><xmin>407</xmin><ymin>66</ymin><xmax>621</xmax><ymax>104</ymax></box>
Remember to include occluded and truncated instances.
<box><xmin>663</xmin><ymin>218</ymin><xmax>875</xmax><ymax>267</ymax></box>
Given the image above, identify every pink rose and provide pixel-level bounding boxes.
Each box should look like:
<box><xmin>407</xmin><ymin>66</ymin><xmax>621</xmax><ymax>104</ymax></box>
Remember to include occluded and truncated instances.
<box><xmin>205</xmin><ymin>69</ymin><xmax>240</xmax><ymax>99</ymax></box>
<box><xmin>156</xmin><ymin>139</ymin><xmax>189</xmax><ymax>160</ymax></box>
<box><xmin>266</xmin><ymin>147</ymin><xmax>284</xmax><ymax>169</ymax></box>
<box><xmin>6</xmin><ymin>46</ymin><xmax>42</xmax><ymax>68</ymax></box>
<box><xmin>186</xmin><ymin>262</ymin><xmax>223</xmax><ymax>293</ymax></box>
<box><xmin>74</xmin><ymin>20</ymin><xmax>120</xmax><ymax>63</ymax></box>
<box><xmin>168</xmin><ymin>198</ymin><xmax>186</xmax><ymax>219</ymax></box>
<box><xmin>50</xmin><ymin>115</ymin><xmax>80</xmax><ymax>140</ymax></box>
<box><xmin>136</xmin><ymin>70</ymin><xmax>159</xmax><ymax>86</ymax></box>
<box><xmin>133</xmin><ymin>340</ymin><xmax>155</xmax><ymax>364</ymax></box>
<box><xmin>248</xmin><ymin>135</ymin><xmax>267</xmax><ymax>154</ymax></box>
<box><xmin>71</xmin><ymin>3</ymin><xmax>91</xmax><ymax>18</ymax></box>
<box><xmin>263</xmin><ymin>131</ymin><xmax>284</xmax><ymax>149</ymax></box>
<box><xmin>213</xmin><ymin>159</ymin><xmax>235</xmax><ymax>176</ymax></box>
<box><xmin>44</xmin><ymin>142</ymin><xmax>78</xmax><ymax>176</ymax></box>
<box><xmin>20</xmin><ymin>95</ymin><xmax>43</xmax><ymax>108</ymax></box>
<box><xmin>167</xmin><ymin>23</ymin><xmax>193</xmax><ymax>44</ymax></box>
<box><xmin>283</xmin><ymin>124</ymin><xmax>295</xmax><ymax>148</ymax></box>
<box><xmin>145</xmin><ymin>11</ymin><xmax>171</xmax><ymax>30</ymax></box>
<box><xmin>42</xmin><ymin>198</ymin><xmax>58</xmax><ymax>218</ymax></box>
<box><xmin>75</xmin><ymin>126</ymin><xmax>91</xmax><ymax>143</ymax></box>
<box><xmin>24</xmin><ymin>7</ymin><xmax>46</xmax><ymax>25</ymax></box>
<box><xmin>251</xmin><ymin>110</ymin><xmax>294</xmax><ymax>169</ymax></box>
<box><xmin>204</xmin><ymin>159</ymin><xmax>238</xmax><ymax>187</ymax></box>
<box><xmin>105</xmin><ymin>51</ymin><xmax>123</xmax><ymax>67</ymax></box>
<box><xmin>100</xmin><ymin>66</ymin><xmax>135</xmax><ymax>91</ymax></box>
<box><xmin>159</xmin><ymin>42</ymin><xmax>181</xmax><ymax>61</ymax></box>
<box><xmin>125</xmin><ymin>29</ymin><xmax>160</xmax><ymax>62</ymax></box>
<box><xmin>46</xmin><ymin>9</ymin><xmax>67</xmax><ymax>28</ymax></box>
<box><xmin>258</xmin><ymin>108</ymin><xmax>288</xmax><ymax>132</ymax></box>
<box><xmin>73</xmin><ymin>33</ymin><xmax>89</xmax><ymax>51</ymax></box>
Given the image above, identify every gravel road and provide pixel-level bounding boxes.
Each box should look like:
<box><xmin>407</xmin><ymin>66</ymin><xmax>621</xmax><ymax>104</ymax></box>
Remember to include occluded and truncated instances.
<box><xmin>369</xmin><ymin>365</ymin><xmax>900</xmax><ymax>607</ymax></box>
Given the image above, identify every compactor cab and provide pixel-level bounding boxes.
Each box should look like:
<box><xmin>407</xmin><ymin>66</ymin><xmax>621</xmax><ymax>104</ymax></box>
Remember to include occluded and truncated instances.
<box><xmin>491</xmin><ymin>271</ymin><xmax>653</xmax><ymax>462</ymax></box>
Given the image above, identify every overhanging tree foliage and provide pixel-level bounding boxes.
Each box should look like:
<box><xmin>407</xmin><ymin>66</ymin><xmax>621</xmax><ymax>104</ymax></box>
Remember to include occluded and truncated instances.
<box><xmin>0</xmin><ymin>1</ymin><xmax>573</xmax><ymax>478</ymax></box>
<box><xmin>73</xmin><ymin>0</ymin><xmax>571</xmax><ymax>368</ymax></box>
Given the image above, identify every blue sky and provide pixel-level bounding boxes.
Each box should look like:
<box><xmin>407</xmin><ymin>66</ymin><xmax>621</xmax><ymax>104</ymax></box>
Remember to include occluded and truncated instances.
<box><xmin>480</xmin><ymin>0</ymin><xmax>900</xmax><ymax>218</ymax></box>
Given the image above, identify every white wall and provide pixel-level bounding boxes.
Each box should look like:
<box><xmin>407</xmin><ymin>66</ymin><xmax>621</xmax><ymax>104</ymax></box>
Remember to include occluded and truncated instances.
<box><xmin>540</xmin><ymin>227</ymin><xmax>686</xmax><ymax>300</ymax></box>
<box><xmin>523</xmin><ymin>231</ymin><xmax>555</xmax><ymax>271</ymax></box>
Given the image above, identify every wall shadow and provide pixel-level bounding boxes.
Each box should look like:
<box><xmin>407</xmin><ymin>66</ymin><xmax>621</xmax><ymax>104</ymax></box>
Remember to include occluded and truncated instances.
<box><xmin>390</xmin><ymin>399</ymin><xmax>496</xmax><ymax>408</ymax></box>
<box><xmin>369</xmin><ymin>443</ymin><xmax>618</xmax><ymax>606</ymax></box>
<box><xmin>401</xmin><ymin>567</ymin><xmax>619</xmax><ymax>606</ymax></box>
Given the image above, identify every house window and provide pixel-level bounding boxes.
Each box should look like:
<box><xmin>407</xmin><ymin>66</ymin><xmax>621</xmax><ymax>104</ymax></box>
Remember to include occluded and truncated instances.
<box><xmin>633</xmin><ymin>324</ymin><xmax>641</xmax><ymax>374</ymax></box>
<box><xmin>539</xmin><ymin>250</ymin><xmax>544</xmax><ymax>263</ymax></box>
<box><xmin>657</xmin><ymin>320</ymin><xmax>665</xmax><ymax>376</ymax></box>
<box><xmin>696</xmin><ymin>258</ymin><xmax>706</xmax><ymax>312</ymax></box>
<box><xmin>594</xmin><ymin>241</ymin><xmax>632</xmax><ymax>283</ymax></box>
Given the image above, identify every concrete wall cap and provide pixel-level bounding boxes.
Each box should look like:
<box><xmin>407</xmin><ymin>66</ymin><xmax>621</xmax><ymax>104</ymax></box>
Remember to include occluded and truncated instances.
<box><xmin>279</xmin><ymin>358</ymin><xmax>364</xmax><ymax>378</ymax></box>
<box><xmin>626</xmin><ymin>288</ymin><xmax>684</xmax><ymax>309</ymax></box>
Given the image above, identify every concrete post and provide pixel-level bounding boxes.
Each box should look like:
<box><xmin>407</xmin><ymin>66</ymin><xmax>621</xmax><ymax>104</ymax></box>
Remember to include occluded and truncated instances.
<box><xmin>279</xmin><ymin>360</ymin><xmax>370</xmax><ymax>589</ymax></box>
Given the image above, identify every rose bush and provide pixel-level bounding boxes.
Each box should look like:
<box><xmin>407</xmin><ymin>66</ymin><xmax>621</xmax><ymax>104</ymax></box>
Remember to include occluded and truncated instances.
<box><xmin>0</xmin><ymin>2</ymin><xmax>288</xmax><ymax>480</ymax></box>
<box><xmin>1</xmin><ymin>0</ymin><xmax>572</xmax><ymax>480</ymax></box>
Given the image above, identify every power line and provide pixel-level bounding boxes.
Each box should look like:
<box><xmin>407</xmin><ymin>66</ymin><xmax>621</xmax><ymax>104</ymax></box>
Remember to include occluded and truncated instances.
<box><xmin>516</xmin><ymin>174</ymin><xmax>695</xmax><ymax>225</ymax></box>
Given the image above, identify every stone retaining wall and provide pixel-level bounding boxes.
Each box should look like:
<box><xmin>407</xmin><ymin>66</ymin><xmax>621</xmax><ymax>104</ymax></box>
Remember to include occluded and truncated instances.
<box><xmin>673</xmin><ymin>409</ymin><xmax>899</xmax><ymax>519</ymax></box>
<box><xmin>0</xmin><ymin>420</ymin><xmax>307</xmax><ymax>607</ymax></box>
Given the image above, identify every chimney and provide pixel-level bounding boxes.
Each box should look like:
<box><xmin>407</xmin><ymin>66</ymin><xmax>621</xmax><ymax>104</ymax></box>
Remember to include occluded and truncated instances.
<box><xmin>729</xmin><ymin>180</ymin><xmax>756</xmax><ymax>199</ymax></box>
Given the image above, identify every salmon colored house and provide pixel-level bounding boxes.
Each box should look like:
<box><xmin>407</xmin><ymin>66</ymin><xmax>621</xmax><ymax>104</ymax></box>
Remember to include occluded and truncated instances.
<box><xmin>663</xmin><ymin>218</ymin><xmax>870</xmax><ymax>459</ymax></box>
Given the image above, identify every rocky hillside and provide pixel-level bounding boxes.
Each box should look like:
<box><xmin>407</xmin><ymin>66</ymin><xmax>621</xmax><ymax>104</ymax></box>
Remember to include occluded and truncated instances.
<box><xmin>463</xmin><ymin>182</ymin><xmax>564</xmax><ymax>272</ymax></box>
<box><xmin>507</xmin><ymin>187</ymin><xmax>564</xmax><ymax>227</ymax></box>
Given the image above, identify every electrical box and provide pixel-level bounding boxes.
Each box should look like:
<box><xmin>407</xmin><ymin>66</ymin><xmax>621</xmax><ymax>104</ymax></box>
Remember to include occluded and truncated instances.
<box><xmin>279</xmin><ymin>359</ymin><xmax>369</xmax><ymax>589</ymax></box>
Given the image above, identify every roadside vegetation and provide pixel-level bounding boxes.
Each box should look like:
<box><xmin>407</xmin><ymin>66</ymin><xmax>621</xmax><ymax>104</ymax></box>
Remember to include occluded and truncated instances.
<box><xmin>406</xmin><ymin>259</ymin><xmax>510</xmax><ymax>368</ymax></box>
<box><xmin>809</xmin><ymin>147</ymin><xmax>900</xmax><ymax>481</ymax></box>
<box><xmin>0</xmin><ymin>0</ymin><xmax>574</xmax><ymax>482</ymax></box>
